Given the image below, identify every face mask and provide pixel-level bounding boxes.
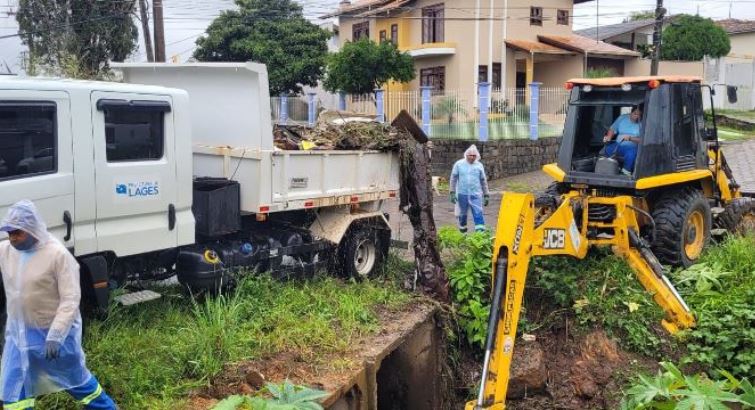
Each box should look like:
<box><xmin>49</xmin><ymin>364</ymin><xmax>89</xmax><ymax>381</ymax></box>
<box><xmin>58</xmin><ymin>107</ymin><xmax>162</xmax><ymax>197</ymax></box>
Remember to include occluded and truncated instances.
<box><xmin>12</xmin><ymin>235</ymin><xmax>37</xmax><ymax>251</ymax></box>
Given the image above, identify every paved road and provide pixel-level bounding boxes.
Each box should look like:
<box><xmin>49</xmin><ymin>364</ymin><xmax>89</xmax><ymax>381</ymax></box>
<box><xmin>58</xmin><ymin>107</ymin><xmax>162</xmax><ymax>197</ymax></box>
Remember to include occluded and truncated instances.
<box><xmin>385</xmin><ymin>170</ymin><xmax>553</xmax><ymax>245</ymax></box>
<box><xmin>722</xmin><ymin>139</ymin><xmax>755</xmax><ymax>195</ymax></box>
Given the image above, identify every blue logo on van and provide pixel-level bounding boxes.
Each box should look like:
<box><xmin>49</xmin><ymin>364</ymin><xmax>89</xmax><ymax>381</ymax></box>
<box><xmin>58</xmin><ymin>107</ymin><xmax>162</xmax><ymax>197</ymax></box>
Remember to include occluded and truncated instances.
<box><xmin>115</xmin><ymin>181</ymin><xmax>160</xmax><ymax>198</ymax></box>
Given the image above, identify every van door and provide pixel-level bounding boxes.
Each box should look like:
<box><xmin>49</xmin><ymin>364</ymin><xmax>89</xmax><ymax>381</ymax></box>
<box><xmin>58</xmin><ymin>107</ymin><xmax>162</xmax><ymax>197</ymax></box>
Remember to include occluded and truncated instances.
<box><xmin>90</xmin><ymin>92</ymin><xmax>177</xmax><ymax>256</ymax></box>
<box><xmin>0</xmin><ymin>91</ymin><xmax>75</xmax><ymax>247</ymax></box>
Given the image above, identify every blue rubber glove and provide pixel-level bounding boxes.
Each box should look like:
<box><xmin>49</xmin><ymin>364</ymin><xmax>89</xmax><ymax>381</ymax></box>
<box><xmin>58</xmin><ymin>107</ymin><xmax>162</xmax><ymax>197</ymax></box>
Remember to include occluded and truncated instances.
<box><xmin>484</xmin><ymin>195</ymin><xmax>490</xmax><ymax>207</ymax></box>
<box><xmin>449</xmin><ymin>191</ymin><xmax>457</xmax><ymax>204</ymax></box>
<box><xmin>45</xmin><ymin>340</ymin><xmax>61</xmax><ymax>360</ymax></box>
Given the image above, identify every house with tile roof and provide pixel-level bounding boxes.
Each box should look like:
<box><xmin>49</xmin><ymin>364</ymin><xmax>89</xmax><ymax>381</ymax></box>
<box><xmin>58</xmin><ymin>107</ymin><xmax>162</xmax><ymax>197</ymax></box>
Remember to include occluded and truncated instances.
<box><xmin>322</xmin><ymin>0</ymin><xmax>640</xmax><ymax>92</ymax></box>
<box><xmin>716</xmin><ymin>19</ymin><xmax>755</xmax><ymax>57</ymax></box>
<box><xmin>578</xmin><ymin>17</ymin><xmax>755</xmax><ymax>58</ymax></box>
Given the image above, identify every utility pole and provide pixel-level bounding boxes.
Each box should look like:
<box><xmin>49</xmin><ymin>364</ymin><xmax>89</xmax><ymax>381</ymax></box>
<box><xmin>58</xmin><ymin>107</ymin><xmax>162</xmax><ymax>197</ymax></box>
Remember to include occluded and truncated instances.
<box><xmin>139</xmin><ymin>0</ymin><xmax>154</xmax><ymax>62</ymax></box>
<box><xmin>650</xmin><ymin>0</ymin><xmax>666</xmax><ymax>76</ymax></box>
<box><xmin>153</xmin><ymin>0</ymin><xmax>166</xmax><ymax>62</ymax></box>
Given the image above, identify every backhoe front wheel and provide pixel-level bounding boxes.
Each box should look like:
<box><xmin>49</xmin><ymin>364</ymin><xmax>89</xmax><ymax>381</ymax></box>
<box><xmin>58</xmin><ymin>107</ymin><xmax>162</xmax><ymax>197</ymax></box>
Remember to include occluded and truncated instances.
<box><xmin>651</xmin><ymin>187</ymin><xmax>711</xmax><ymax>268</ymax></box>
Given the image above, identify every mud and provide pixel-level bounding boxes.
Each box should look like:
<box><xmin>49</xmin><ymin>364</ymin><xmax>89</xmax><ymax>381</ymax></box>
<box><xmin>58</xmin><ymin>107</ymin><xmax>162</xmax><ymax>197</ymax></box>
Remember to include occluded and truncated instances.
<box><xmin>506</xmin><ymin>330</ymin><xmax>657</xmax><ymax>410</ymax></box>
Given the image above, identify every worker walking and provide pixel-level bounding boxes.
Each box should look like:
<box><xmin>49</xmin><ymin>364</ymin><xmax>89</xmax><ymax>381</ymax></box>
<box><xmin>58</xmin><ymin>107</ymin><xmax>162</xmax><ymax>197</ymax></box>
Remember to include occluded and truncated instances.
<box><xmin>450</xmin><ymin>145</ymin><xmax>490</xmax><ymax>233</ymax></box>
<box><xmin>0</xmin><ymin>200</ymin><xmax>117</xmax><ymax>409</ymax></box>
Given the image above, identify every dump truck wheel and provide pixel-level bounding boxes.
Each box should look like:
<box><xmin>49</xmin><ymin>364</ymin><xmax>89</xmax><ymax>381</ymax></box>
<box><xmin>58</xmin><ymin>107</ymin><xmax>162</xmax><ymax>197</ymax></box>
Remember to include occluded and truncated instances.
<box><xmin>652</xmin><ymin>187</ymin><xmax>711</xmax><ymax>267</ymax></box>
<box><xmin>337</xmin><ymin>224</ymin><xmax>386</xmax><ymax>279</ymax></box>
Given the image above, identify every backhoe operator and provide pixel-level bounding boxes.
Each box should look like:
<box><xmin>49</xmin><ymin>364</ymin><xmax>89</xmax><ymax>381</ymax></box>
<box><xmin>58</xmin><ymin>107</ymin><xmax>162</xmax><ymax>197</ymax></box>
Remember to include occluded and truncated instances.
<box><xmin>603</xmin><ymin>105</ymin><xmax>643</xmax><ymax>175</ymax></box>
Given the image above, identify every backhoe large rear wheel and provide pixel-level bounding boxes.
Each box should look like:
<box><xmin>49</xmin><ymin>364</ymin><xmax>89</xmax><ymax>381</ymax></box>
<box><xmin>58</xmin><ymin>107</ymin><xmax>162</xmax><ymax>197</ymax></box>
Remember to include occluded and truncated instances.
<box><xmin>651</xmin><ymin>187</ymin><xmax>711</xmax><ymax>268</ymax></box>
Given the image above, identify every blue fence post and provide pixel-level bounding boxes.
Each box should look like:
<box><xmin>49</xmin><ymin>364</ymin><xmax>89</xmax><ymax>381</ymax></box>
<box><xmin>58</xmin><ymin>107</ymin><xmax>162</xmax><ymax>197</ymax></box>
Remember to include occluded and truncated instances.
<box><xmin>529</xmin><ymin>82</ymin><xmax>541</xmax><ymax>140</ymax></box>
<box><xmin>421</xmin><ymin>86</ymin><xmax>433</xmax><ymax>137</ymax></box>
<box><xmin>307</xmin><ymin>92</ymin><xmax>317</xmax><ymax>127</ymax></box>
<box><xmin>338</xmin><ymin>91</ymin><xmax>346</xmax><ymax>111</ymax></box>
<box><xmin>478</xmin><ymin>82</ymin><xmax>491</xmax><ymax>142</ymax></box>
<box><xmin>279</xmin><ymin>93</ymin><xmax>288</xmax><ymax>125</ymax></box>
<box><xmin>375</xmin><ymin>89</ymin><xmax>385</xmax><ymax>123</ymax></box>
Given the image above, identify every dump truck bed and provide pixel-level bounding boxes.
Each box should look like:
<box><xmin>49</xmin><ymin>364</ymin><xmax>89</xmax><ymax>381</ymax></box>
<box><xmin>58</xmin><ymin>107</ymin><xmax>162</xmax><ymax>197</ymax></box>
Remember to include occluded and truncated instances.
<box><xmin>114</xmin><ymin>62</ymin><xmax>400</xmax><ymax>214</ymax></box>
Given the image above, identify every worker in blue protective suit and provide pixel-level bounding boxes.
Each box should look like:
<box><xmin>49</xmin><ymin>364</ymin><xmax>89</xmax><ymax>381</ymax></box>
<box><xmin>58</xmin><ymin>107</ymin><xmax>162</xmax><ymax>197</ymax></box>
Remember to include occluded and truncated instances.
<box><xmin>603</xmin><ymin>105</ymin><xmax>643</xmax><ymax>176</ymax></box>
<box><xmin>0</xmin><ymin>200</ymin><xmax>117</xmax><ymax>410</ymax></box>
<box><xmin>449</xmin><ymin>144</ymin><xmax>490</xmax><ymax>233</ymax></box>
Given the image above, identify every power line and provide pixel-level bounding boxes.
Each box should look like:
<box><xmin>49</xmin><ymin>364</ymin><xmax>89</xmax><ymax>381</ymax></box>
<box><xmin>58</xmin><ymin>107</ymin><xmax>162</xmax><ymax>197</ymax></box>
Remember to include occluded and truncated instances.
<box><xmin>0</xmin><ymin>11</ymin><xmax>130</xmax><ymax>40</ymax></box>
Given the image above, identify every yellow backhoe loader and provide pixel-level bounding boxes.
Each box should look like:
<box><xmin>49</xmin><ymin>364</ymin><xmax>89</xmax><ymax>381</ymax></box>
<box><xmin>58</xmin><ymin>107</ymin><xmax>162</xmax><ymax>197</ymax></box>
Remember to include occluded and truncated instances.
<box><xmin>467</xmin><ymin>76</ymin><xmax>755</xmax><ymax>410</ymax></box>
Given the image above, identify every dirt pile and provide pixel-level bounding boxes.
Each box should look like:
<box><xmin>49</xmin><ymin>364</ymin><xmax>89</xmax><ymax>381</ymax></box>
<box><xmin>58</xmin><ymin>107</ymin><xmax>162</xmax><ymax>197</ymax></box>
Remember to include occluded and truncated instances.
<box><xmin>506</xmin><ymin>330</ymin><xmax>653</xmax><ymax>410</ymax></box>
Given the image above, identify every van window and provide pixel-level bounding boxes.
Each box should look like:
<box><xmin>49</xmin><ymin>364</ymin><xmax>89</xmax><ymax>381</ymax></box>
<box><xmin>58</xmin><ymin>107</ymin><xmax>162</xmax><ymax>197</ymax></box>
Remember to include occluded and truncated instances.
<box><xmin>0</xmin><ymin>102</ymin><xmax>57</xmax><ymax>180</ymax></box>
<box><xmin>104</xmin><ymin>107</ymin><xmax>165</xmax><ymax>162</ymax></box>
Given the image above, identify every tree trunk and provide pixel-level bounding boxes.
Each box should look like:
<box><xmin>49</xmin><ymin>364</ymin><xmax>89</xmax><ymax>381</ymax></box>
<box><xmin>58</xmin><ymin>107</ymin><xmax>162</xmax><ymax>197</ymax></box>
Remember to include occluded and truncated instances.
<box><xmin>393</xmin><ymin>111</ymin><xmax>450</xmax><ymax>302</ymax></box>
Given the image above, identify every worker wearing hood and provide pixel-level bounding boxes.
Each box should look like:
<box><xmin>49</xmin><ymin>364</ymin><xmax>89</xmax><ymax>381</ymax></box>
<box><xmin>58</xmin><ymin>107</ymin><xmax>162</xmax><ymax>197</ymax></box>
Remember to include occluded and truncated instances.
<box><xmin>450</xmin><ymin>145</ymin><xmax>490</xmax><ymax>232</ymax></box>
<box><xmin>0</xmin><ymin>200</ymin><xmax>116</xmax><ymax>409</ymax></box>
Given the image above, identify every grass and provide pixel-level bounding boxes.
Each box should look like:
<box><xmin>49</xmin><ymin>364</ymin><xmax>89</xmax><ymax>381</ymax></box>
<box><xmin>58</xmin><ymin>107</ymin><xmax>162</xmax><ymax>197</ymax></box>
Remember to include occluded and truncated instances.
<box><xmin>716</xmin><ymin>109</ymin><xmax>755</xmax><ymax>122</ymax></box>
<box><xmin>718</xmin><ymin>126</ymin><xmax>754</xmax><ymax>142</ymax></box>
<box><xmin>37</xmin><ymin>270</ymin><xmax>412</xmax><ymax>410</ymax></box>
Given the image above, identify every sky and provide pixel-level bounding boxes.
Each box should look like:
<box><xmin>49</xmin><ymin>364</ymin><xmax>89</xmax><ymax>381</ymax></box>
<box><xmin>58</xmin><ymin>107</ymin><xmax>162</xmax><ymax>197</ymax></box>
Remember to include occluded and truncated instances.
<box><xmin>1</xmin><ymin>0</ymin><xmax>755</xmax><ymax>74</ymax></box>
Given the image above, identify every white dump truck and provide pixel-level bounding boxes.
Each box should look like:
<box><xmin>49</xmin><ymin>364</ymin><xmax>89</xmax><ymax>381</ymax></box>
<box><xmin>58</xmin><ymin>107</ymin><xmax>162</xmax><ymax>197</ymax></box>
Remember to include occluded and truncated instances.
<box><xmin>0</xmin><ymin>63</ymin><xmax>400</xmax><ymax>312</ymax></box>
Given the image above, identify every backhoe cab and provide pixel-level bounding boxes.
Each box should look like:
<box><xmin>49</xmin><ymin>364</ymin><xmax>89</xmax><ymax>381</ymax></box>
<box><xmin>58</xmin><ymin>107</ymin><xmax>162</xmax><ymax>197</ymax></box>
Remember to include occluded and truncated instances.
<box><xmin>467</xmin><ymin>76</ymin><xmax>755</xmax><ymax>410</ymax></box>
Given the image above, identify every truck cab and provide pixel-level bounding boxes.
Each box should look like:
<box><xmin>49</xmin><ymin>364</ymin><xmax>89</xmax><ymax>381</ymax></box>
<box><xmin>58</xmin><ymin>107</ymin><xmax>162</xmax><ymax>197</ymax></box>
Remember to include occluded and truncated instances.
<box><xmin>0</xmin><ymin>78</ymin><xmax>195</xmax><ymax>257</ymax></box>
<box><xmin>551</xmin><ymin>76</ymin><xmax>713</xmax><ymax>191</ymax></box>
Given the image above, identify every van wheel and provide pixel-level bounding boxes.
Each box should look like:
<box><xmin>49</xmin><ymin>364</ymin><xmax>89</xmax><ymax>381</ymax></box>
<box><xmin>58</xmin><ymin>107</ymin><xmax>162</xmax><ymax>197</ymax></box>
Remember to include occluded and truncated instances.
<box><xmin>337</xmin><ymin>224</ymin><xmax>387</xmax><ymax>279</ymax></box>
<box><xmin>651</xmin><ymin>187</ymin><xmax>711</xmax><ymax>267</ymax></box>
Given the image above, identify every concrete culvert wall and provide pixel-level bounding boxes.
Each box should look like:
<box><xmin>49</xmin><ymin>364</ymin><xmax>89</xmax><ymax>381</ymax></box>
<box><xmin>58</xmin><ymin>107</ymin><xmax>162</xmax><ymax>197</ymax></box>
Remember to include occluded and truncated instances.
<box><xmin>324</xmin><ymin>306</ymin><xmax>448</xmax><ymax>410</ymax></box>
<box><xmin>376</xmin><ymin>316</ymin><xmax>441</xmax><ymax>410</ymax></box>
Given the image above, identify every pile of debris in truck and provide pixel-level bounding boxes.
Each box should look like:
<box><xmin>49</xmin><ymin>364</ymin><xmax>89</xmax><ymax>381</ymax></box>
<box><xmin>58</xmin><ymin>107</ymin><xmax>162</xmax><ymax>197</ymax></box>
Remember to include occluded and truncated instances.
<box><xmin>273</xmin><ymin>111</ymin><xmax>405</xmax><ymax>151</ymax></box>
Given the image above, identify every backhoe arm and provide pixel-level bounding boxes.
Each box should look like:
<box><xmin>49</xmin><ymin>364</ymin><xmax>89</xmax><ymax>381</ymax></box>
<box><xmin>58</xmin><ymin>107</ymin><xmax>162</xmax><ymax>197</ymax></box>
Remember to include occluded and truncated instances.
<box><xmin>467</xmin><ymin>192</ymin><xmax>695</xmax><ymax>410</ymax></box>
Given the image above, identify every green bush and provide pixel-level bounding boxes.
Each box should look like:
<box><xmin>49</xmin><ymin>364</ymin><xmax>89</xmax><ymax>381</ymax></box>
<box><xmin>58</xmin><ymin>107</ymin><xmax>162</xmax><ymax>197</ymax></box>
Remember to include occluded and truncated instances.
<box><xmin>674</xmin><ymin>234</ymin><xmax>755</xmax><ymax>379</ymax></box>
<box><xmin>621</xmin><ymin>362</ymin><xmax>755</xmax><ymax>410</ymax></box>
<box><xmin>213</xmin><ymin>380</ymin><xmax>328</xmax><ymax>410</ymax></box>
<box><xmin>439</xmin><ymin>227</ymin><xmax>492</xmax><ymax>348</ymax></box>
<box><xmin>531</xmin><ymin>252</ymin><xmax>666</xmax><ymax>357</ymax></box>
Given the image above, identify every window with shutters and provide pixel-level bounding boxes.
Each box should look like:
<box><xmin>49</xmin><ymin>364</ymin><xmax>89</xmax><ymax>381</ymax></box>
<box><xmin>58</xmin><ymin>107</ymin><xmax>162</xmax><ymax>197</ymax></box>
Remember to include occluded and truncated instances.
<box><xmin>478</xmin><ymin>65</ymin><xmax>488</xmax><ymax>84</ymax></box>
<box><xmin>352</xmin><ymin>21</ymin><xmax>369</xmax><ymax>41</ymax></box>
<box><xmin>492</xmin><ymin>63</ymin><xmax>502</xmax><ymax>89</ymax></box>
<box><xmin>379</xmin><ymin>30</ymin><xmax>387</xmax><ymax>42</ymax></box>
<box><xmin>391</xmin><ymin>24</ymin><xmax>398</xmax><ymax>45</ymax></box>
<box><xmin>420</xmin><ymin>66</ymin><xmax>445</xmax><ymax>92</ymax></box>
<box><xmin>422</xmin><ymin>4</ymin><xmax>445</xmax><ymax>43</ymax></box>
<box><xmin>530</xmin><ymin>7</ymin><xmax>543</xmax><ymax>26</ymax></box>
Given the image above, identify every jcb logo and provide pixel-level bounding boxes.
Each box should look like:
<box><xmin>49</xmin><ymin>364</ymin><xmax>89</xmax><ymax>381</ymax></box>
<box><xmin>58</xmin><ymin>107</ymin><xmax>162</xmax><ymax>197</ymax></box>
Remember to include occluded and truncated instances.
<box><xmin>543</xmin><ymin>229</ymin><xmax>565</xmax><ymax>249</ymax></box>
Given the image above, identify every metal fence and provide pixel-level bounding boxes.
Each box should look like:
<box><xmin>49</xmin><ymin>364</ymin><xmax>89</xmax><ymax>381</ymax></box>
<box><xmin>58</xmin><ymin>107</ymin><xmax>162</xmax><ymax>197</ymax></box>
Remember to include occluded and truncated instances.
<box><xmin>271</xmin><ymin>86</ymin><xmax>570</xmax><ymax>140</ymax></box>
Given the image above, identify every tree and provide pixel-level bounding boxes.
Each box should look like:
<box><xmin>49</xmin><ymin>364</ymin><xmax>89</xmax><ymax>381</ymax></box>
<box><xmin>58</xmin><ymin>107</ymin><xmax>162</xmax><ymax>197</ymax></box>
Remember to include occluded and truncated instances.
<box><xmin>585</xmin><ymin>67</ymin><xmax>616</xmax><ymax>78</ymax></box>
<box><xmin>193</xmin><ymin>0</ymin><xmax>330</xmax><ymax>96</ymax></box>
<box><xmin>324</xmin><ymin>39</ymin><xmax>415</xmax><ymax>95</ymax></box>
<box><xmin>623</xmin><ymin>10</ymin><xmax>655</xmax><ymax>22</ymax></box>
<box><xmin>16</xmin><ymin>0</ymin><xmax>138</xmax><ymax>79</ymax></box>
<box><xmin>661</xmin><ymin>15</ymin><xmax>730</xmax><ymax>61</ymax></box>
